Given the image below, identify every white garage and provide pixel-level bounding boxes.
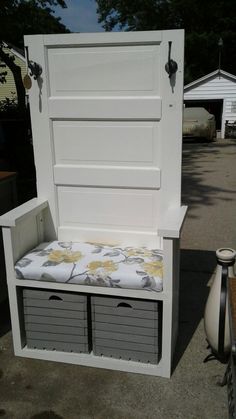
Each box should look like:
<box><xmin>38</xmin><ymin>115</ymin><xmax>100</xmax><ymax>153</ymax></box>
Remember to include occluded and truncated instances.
<box><xmin>184</xmin><ymin>69</ymin><xmax>236</xmax><ymax>139</ymax></box>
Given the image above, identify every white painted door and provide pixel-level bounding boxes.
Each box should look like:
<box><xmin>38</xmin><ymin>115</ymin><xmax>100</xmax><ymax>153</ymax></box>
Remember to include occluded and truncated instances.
<box><xmin>24</xmin><ymin>31</ymin><xmax>184</xmax><ymax>246</ymax></box>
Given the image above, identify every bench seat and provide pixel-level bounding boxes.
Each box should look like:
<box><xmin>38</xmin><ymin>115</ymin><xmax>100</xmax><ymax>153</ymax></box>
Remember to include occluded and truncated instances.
<box><xmin>15</xmin><ymin>241</ymin><xmax>163</xmax><ymax>292</ymax></box>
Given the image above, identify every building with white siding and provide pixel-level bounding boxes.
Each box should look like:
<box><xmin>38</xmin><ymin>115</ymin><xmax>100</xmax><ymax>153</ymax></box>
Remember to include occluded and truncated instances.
<box><xmin>184</xmin><ymin>69</ymin><xmax>236</xmax><ymax>138</ymax></box>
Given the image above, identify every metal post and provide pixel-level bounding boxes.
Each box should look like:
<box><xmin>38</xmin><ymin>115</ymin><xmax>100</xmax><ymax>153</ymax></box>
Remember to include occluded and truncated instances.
<box><xmin>218</xmin><ymin>37</ymin><xmax>223</xmax><ymax>74</ymax></box>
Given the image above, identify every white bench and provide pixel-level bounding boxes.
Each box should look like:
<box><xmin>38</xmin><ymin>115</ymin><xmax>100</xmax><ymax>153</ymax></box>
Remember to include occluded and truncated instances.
<box><xmin>0</xmin><ymin>30</ymin><xmax>186</xmax><ymax>377</ymax></box>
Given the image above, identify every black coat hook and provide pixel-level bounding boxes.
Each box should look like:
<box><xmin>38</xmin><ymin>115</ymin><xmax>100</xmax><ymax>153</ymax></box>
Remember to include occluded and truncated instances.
<box><xmin>25</xmin><ymin>46</ymin><xmax>42</xmax><ymax>80</ymax></box>
<box><xmin>165</xmin><ymin>41</ymin><xmax>178</xmax><ymax>79</ymax></box>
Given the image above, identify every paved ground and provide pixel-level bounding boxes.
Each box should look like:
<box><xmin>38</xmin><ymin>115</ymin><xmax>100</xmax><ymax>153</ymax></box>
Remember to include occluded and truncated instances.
<box><xmin>0</xmin><ymin>139</ymin><xmax>236</xmax><ymax>419</ymax></box>
<box><xmin>182</xmin><ymin>139</ymin><xmax>236</xmax><ymax>250</ymax></box>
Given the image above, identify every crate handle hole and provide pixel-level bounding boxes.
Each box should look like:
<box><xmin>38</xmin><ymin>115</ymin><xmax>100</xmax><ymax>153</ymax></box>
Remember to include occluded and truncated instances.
<box><xmin>117</xmin><ymin>302</ymin><xmax>132</xmax><ymax>308</ymax></box>
<box><xmin>49</xmin><ymin>295</ymin><xmax>63</xmax><ymax>301</ymax></box>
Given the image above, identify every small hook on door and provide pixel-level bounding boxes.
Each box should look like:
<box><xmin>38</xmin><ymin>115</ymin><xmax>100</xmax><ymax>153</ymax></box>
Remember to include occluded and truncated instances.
<box><xmin>165</xmin><ymin>41</ymin><xmax>178</xmax><ymax>79</ymax></box>
<box><xmin>25</xmin><ymin>46</ymin><xmax>42</xmax><ymax>80</ymax></box>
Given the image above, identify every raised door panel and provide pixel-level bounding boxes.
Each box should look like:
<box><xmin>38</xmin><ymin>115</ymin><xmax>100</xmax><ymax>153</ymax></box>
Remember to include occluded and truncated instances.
<box><xmin>53</xmin><ymin>121</ymin><xmax>159</xmax><ymax>166</ymax></box>
<box><xmin>47</xmin><ymin>43</ymin><xmax>161</xmax><ymax>120</ymax></box>
<box><xmin>57</xmin><ymin>187</ymin><xmax>159</xmax><ymax>232</ymax></box>
<box><xmin>52</xmin><ymin>120</ymin><xmax>161</xmax><ymax>189</ymax></box>
<box><xmin>47</xmin><ymin>45</ymin><xmax>160</xmax><ymax>97</ymax></box>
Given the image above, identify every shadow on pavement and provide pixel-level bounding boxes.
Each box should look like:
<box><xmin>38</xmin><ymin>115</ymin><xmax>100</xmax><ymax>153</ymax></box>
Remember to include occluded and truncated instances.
<box><xmin>182</xmin><ymin>141</ymin><xmax>236</xmax><ymax>214</ymax></box>
<box><xmin>173</xmin><ymin>248</ymin><xmax>216</xmax><ymax>371</ymax></box>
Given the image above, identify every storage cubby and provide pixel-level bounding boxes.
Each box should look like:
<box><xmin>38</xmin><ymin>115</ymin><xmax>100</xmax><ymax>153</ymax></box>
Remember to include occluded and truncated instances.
<box><xmin>20</xmin><ymin>289</ymin><xmax>162</xmax><ymax>364</ymax></box>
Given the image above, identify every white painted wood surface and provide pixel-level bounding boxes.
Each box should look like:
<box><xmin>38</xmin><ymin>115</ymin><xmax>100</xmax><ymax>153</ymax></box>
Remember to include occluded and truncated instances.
<box><xmin>53</xmin><ymin>120</ymin><xmax>160</xmax><ymax>166</ymax></box>
<box><xmin>0</xmin><ymin>198</ymin><xmax>47</xmax><ymax>227</ymax></box>
<box><xmin>57</xmin><ymin>186</ymin><xmax>159</xmax><ymax>231</ymax></box>
<box><xmin>158</xmin><ymin>205</ymin><xmax>188</xmax><ymax>238</ymax></box>
<box><xmin>0</xmin><ymin>30</ymin><xmax>185</xmax><ymax>378</ymax></box>
<box><xmin>23</xmin><ymin>30</ymin><xmax>185</xmax><ymax>245</ymax></box>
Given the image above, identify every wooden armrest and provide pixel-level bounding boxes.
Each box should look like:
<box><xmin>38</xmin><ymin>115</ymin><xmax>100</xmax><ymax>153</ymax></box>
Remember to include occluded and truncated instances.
<box><xmin>157</xmin><ymin>205</ymin><xmax>187</xmax><ymax>238</ymax></box>
<box><xmin>0</xmin><ymin>198</ymin><xmax>48</xmax><ymax>227</ymax></box>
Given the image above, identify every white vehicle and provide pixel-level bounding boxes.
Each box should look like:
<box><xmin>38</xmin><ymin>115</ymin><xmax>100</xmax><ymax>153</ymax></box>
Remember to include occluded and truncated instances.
<box><xmin>183</xmin><ymin>107</ymin><xmax>216</xmax><ymax>141</ymax></box>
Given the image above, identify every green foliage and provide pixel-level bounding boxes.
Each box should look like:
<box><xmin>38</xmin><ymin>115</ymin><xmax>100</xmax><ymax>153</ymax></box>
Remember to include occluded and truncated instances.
<box><xmin>0</xmin><ymin>69</ymin><xmax>7</xmax><ymax>84</ymax></box>
<box><xmin>0</xmin><ymin>96</ymin><xmax>18</xmax><ymax>117</ymax></box>
<box><xmin>0</xmin><ymin>0</ymin><xmax>69</xmax><ymax>114</ymax></box>
<box><xmin>97</xmin><ymin>0</ymin><xmax>174</xmax><ymax>31</ymax></box>
<box><xmin>96</xmin><ymin>0</ymin><xmax>236</xmax><ymax>83</ymax></box>
<box><xmin>0</xmin><ymin>0</ymin><xmax>69</xmax><ymax>49</ymax></box>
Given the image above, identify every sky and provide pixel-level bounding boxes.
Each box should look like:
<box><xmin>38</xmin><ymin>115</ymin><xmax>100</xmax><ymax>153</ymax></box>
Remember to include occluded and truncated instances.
<box><xmin>53</xmin><ymin>0</ymin><xmax>106</xmax><ymax>33</ymax></box>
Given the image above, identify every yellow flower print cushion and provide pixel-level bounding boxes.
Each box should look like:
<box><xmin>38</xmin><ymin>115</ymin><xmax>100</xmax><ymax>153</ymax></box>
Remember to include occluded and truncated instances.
<box><xmin>15</xmin><ymin>241</ymin><xmax>163</xmax><ymax>291</ymax></box>
<box><xmin>87</xmin><ymin>260</ymin><xmax>118</xmax><ymax>274</ymax></box>
<box><xmin>142</xmin><ymin>261</ymin><xmax>163</xmax><ymax>277</ymax></box>
<box><xmin>48</xmin><ymin>250</ymin><xmax>83</xmax><ymax>264</ymax></box>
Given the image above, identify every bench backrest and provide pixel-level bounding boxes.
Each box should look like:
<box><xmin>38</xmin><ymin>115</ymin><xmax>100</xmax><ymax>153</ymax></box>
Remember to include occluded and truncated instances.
<box><xmin>24</xmin><ymin>30</ymin><xmax>184</xmax><ymax>247</ymax></box>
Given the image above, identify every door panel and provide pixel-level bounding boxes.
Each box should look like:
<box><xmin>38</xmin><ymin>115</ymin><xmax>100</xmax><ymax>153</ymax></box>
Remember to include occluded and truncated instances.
<box><xmin>48</xmin><ymin>45</ymin><xmax>160</xmax><ymax>97</ymax></box>
<box><xmin>53</xmin><ymin>121</ymin><xmax>159</xmax><ymax>167</ymax></box>
<box><xmin>57</xmin><ymin>187</ymin><xmax>158</xmax><ymax>232</ymax></box>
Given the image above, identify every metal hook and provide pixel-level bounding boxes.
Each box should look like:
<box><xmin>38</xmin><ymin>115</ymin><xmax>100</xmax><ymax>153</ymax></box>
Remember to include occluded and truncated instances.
<box><xmin>25</xmin><ymin>46</ymin><xmax>42</xmax><ymax>80</ymax></box>
<box><xmin>165</xmin><ymin>41</ymin><xmax>178</xmax><ymax>79</ymax></box>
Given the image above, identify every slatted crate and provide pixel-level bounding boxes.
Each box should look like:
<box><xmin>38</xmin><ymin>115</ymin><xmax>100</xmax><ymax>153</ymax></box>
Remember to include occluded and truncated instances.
<box><xmin>91</xmin><ymin>296</ymin><xmax>162</xmax><ymax>364</ymax></box>
<box><xmin>23</xmin><ymin>289</ymin><xmax>89</xmax><ymax>353</ymax></box>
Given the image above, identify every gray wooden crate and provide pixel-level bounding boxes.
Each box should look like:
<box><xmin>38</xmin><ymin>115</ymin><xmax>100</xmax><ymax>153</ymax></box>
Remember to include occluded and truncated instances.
<box><xmin>24</xmin><ymin>306</ymin><xmax>86</xmax><ymax>319</ymax></box>
<box><xmin>94</xmin><ymin>330</ymin><xmax>156</xmax><ymax>345</ymax></box>
<box><xmin>25</xmin><ymin>322</ymin><xmax>88</xmax><ymax>336</ymax></box>
<box><xmin>23</xmin><ymin>288</ymin><xmax>89</xmax><ymax>353</ymax></box>
<box><xmin>24</xmin><ymin>314</ymin><xmax>86</xmax><ymax>328</ymax></box>
<box><xmin>94</xmin><ymin>305</ymin><xmax>158</xmax><ymax>320</ymax></box>
<box><xmin>26</xmin><ymin>331</ymin><xmax>88</xmax><ymax>344</ymax></box>
<box><xmin>23</xmin><ymin>289</ymin><xmax>85</xmax><ymax>303</ymax></box>
<box><xmin>93</xmin><ymin>296</ymin><xmax>157</xmax><ymax>311</ymax></box>
<box><xmin>93</xmin><ymin>313</ymin><xmax>154</xmax><ymax>328</ymax></box>
<box><xmin>27</xmin><ymin>339</ymin><xmax>88</xmax><ymax>353</ymax></box>
<box><xmin>94</xmin><ymin>346</ymin><xmax>158</xmax><ymax>364</ymax></box>
<box><xmin>94</xmin><ymin>321</ymin><xmax>158</xmax><ymax>337</ymax></box>
<box><xmin>91</xmin><ymin>296</ymin><xmax>161</xmax><ymax>364</ymax></box>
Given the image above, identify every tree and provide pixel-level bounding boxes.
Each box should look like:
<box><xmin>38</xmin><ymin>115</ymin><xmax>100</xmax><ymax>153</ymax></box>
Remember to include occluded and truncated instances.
<box><xmin>96</xmin><ymin>0</ymin><xmax>236</xmax><ymax>83</ymax></box>
<box><xmin>0</xmin><ymin>0</ymin><xmax>69</xmax><ymax>115</ymax></box>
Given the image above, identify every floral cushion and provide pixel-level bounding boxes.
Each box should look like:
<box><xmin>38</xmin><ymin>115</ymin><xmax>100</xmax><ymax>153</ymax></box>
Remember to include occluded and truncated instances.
<box><xmin>15</xmin><ymin>241</ymin><xmax>163</xmax><ymax>292</ymax></box>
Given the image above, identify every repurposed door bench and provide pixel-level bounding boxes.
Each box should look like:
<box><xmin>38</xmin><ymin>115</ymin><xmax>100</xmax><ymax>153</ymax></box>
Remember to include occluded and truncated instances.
<box><xmin>0</xmin><ymin>30</ymin><xmax>186</xmax><ymax>378</ymax></box>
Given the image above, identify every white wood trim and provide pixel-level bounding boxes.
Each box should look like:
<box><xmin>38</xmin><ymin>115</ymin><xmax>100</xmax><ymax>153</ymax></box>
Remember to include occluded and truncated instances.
<box><xmin>15</xmin><ymin>279</ymin><xmax>165</xmax><ymax>301</ymax></box>
<box><xmin>58</xmin><ymin>226</ymin><xmax>162</xmax><ymax>248</ymax></box>
<box><xmin>172</xmin><ymin>238</ymin><xmax>180</xmax><ymax>356</ymax></box>
<box><xmin>15</xmin><ymin>347</ymin><xmax>170</xmax><ymax>378</ymax></box>
<box><xmin>2</xmin><ymin>228</ymin><xmax>24</xmax><ymax>353</ymax></box>
<box><xmin>160</xmin><ymin>238</ymin><xmax>175</xmax><ymax>376</ymax></box>
<box><xmin>0</xmin><ymin>199</ymin><xmax>48</xmax><ymax>227</ymax></box>
<box><xmin>24</xmin><ymin>35</ymin><xmax>59</xmax><ymax>237</ymax></box>
<box><xmin>48</xmin><ymin>97</ymin><xmax>162</xmax><ymax>120</ymax></box>
<box><xmin>25</xmin><ymin>31</ymin><xmax>163</xmax><ymax>47</ymax></box>
<box><xmin>158</xmin><ymin>205</ymin><xmax>187</xmax><ymax>238</ymax></box>
<box><xmin>159</xmin><ymin>30</ymin><xmax>184</xmax><ymax>213</ymax></box>
<box><xmin>54</xmin><ymin>165</ymin><xmax>161</xmax><ymax>189</ymax></box>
